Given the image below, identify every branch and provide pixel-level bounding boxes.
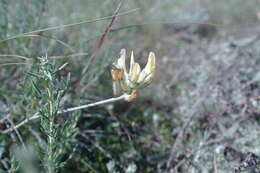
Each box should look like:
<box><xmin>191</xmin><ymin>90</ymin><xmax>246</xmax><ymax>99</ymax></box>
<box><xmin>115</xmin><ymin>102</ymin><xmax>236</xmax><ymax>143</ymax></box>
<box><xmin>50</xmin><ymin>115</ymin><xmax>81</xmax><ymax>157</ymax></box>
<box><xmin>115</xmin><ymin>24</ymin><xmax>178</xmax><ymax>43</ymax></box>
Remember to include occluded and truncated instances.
<box><xmin>79</xmin><ymin>0</ymin><xmax>124</xmax><ymax>82</ymax></box>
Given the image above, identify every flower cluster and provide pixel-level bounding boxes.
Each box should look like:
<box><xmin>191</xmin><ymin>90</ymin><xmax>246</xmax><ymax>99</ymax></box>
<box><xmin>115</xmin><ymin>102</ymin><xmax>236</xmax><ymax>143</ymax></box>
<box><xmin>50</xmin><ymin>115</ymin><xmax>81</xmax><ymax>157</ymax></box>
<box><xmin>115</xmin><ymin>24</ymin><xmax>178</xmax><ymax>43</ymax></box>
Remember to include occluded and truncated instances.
<box><xmin>111</xmin><ymin>49</ymin><xmax>156</xmax><ymax>101</ymax></box>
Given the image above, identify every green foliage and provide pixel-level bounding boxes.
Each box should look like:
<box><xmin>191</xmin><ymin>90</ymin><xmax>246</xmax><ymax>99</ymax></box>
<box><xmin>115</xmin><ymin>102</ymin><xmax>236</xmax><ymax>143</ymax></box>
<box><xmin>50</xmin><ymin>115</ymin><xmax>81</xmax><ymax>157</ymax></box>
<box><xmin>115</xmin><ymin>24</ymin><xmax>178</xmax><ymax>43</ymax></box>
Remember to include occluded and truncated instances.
<box><xmin>17</xmin><ymin>57</ymin><xmax>78</xmax><ymax>173</ymax></box>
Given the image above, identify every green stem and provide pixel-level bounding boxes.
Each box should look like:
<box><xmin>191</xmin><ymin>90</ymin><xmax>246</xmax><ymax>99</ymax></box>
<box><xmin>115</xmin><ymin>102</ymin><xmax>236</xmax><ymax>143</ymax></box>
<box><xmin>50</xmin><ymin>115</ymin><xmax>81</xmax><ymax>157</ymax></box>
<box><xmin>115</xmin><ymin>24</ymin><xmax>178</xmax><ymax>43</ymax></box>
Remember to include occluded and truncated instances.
<box><xmin>46</xmin><ymin>89</ymin><xmax>55</xmax><ymax>173</ymax></box>
<box><xmin>47</xmin><ymin>119</ymin><xmax>54</xmax><ymax>173</ymax></box>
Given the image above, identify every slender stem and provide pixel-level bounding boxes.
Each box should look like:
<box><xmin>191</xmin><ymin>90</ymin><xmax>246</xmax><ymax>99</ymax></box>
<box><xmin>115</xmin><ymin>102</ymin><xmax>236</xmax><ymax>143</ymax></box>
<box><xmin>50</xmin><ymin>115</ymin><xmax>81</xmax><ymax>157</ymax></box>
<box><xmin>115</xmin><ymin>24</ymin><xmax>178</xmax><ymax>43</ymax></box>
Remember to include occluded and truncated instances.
<box><xmin>1</xmin><ymin>112</ymin><xmax>40</xmax><ymax>134</ymax></box>
<box><xmin>58</xmin><ymin>94</ymin><xmax>126</xmax><ymax>114</ymax></box>
<box><xmin>1</xmin><ymin>94</ymin><xmax>126</xmax><ymax>134</ymax></box>
<box><xmin>45</xmin><ymin>89</ymin><xmax>55</xmax><ymax>173</ymax></box>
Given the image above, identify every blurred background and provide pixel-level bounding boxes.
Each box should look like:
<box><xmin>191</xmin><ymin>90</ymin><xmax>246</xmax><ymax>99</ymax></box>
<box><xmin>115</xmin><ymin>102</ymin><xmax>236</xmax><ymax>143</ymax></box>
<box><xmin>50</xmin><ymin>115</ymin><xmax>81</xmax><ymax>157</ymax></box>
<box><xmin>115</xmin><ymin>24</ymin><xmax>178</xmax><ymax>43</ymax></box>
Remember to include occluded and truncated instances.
<box><xmin>0</xmin><ymin>0</ymin><xmax>259</xmax><ymax>172</ymax></box>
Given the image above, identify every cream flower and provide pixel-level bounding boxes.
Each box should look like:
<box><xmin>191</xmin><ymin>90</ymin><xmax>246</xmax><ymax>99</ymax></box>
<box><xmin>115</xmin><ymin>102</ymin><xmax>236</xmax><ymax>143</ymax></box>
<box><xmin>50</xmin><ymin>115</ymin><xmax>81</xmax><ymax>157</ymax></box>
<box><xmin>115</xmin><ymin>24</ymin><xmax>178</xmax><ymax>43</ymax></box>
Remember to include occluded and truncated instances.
<box><xmin>112</xmin><ymin>49</ymin><xmax>127</xmax><ymax>71</ymax></box>
<box><xmin>111</xmin><ymin>49</ymin><xmax>156</xmax><ymax>101</ymax></box>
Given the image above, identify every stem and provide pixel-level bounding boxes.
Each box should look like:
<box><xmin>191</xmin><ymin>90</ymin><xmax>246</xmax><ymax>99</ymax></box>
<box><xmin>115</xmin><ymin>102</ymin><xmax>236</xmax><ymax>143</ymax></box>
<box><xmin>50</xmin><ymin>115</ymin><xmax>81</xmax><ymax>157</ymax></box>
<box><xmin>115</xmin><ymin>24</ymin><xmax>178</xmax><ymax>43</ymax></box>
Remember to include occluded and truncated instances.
<box><xmin>46</xmin><ymin>89</ymin><xmax>55</xmax><ymax>173</ymax></box>
<box><xmin>2</xmin><ymin>94</ymin><xmax>127</xmax><ymax>134</ymax></box>
<box><xmin>58</xmin><ymin>94</ymin><xmax>126</xmax><ymax>114</ymax></box>
<box><xmin>47</xmin><ymin>119</ymin><xmax>54</xmax><ymax>173</ymax></box>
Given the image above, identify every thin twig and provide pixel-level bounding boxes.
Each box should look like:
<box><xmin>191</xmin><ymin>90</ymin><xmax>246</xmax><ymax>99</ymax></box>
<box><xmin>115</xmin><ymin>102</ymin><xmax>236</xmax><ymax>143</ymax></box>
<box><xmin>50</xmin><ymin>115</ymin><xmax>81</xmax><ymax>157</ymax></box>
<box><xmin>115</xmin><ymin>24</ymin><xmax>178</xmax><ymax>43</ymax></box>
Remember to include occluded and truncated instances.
<box><xmin>80</xmin><ymin>0</ymin><xmax>124</xmax><ymax>79</ymax></box>
<box><xmin>49</xmin><ymin>53</ymin><xmax>88</xmax><ymax>59</ymax></box>
<box><xmin>6</xmin><ymin>118</ymin><xmax>26</xmax><ymax>150</ymax></box>
<box><xmin>0</xmin><ymin>8</ymin><xmax>139</xmax><ymax>43</ymax></box>
<box><xmin>1</xmin><ymin>112</ymin><xmax>40</xmax><ymax>134</ymax></box>
<box><xmin>0</xmin><ymin>54</ymin><xmax>31</xmax><ymax>60</ymax></box>
<box><xmin>22</xmin><ymin>34</ymin><xmax>76</xmax><ymax>52</ymax></box>
<box><xmin>58</xmin><ymin>94</ymin><xmax>126</xmax><ymax>113</ymax></box>
<box><xmin>0</xmin><ymin>62</ymin><xmax>29</xmax><ymax>66</ymax></box>
<box><xmin>1</xmin><ymin>94</ymin><xmax>127</xmax><ymax>134</ymax></box>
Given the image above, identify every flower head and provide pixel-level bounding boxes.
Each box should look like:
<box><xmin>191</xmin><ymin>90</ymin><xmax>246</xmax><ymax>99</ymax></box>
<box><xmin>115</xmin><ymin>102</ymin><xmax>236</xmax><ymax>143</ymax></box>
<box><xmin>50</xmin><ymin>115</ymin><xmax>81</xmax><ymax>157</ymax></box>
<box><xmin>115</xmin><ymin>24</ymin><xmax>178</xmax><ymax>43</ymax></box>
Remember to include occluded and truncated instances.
<box><xmin>111</xmin><ymin>49</ymin><xmax>156</xmax><ymax>101</ymax></box>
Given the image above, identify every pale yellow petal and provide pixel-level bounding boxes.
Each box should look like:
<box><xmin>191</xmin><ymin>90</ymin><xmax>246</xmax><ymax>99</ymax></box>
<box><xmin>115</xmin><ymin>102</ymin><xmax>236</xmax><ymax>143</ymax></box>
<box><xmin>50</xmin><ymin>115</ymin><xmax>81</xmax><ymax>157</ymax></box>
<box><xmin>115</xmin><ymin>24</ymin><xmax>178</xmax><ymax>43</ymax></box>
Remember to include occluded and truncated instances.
<box><xmin>123</xmin><ymin>72</ymin><xmax>134</xmax><ymax>90</ymax></box>
<box><xmin>137</xmin><ymin>52</ymin><xmax>156</xmax><ymax>83</ymax></box>
<box><xmin>112</xmin><ymin>81</ymin><xmax>121</xmax><ymax>96</ymax></box>
<box><xmin>117</xmin><ymin>49</ymin><xmax>126</xmax><ymax>70</ymax></box>
<box><xmin>129</xmin><ymin>51</ymin><xmax>135</xmax><ymax>75</ymax></box>
<box><xmin>145</xmin><ymin>52</ymin><xmax>156</xmax><ymax>73</ymax></box>
<box><xmin>143</xmin><ymin>73</ymin><xmax>154</xmax><ymax>84</ymax></box>
<box><xmin>135</xmin><ymin>63</ymin><xmax>141</xmax><ymax>75</ymax></box>
<box><xmin>137</xmin><ymin>69</ymin><xmax>146</xmax><ymax>83</ymax></box>
<box><xmin>130</xmin><ymin>63</ymin><xmax>141</xmax><ymax>82</ymax></box>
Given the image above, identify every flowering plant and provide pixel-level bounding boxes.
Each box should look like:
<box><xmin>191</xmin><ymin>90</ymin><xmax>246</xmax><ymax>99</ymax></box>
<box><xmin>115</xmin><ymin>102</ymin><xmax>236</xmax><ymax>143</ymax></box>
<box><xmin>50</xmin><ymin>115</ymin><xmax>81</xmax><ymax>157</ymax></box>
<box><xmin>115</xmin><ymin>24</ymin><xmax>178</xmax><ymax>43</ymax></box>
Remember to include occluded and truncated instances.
<box><xmin>111</xmin><ymin>49</ymin><xmax>156</xmax><ymax>101</ymax></box>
